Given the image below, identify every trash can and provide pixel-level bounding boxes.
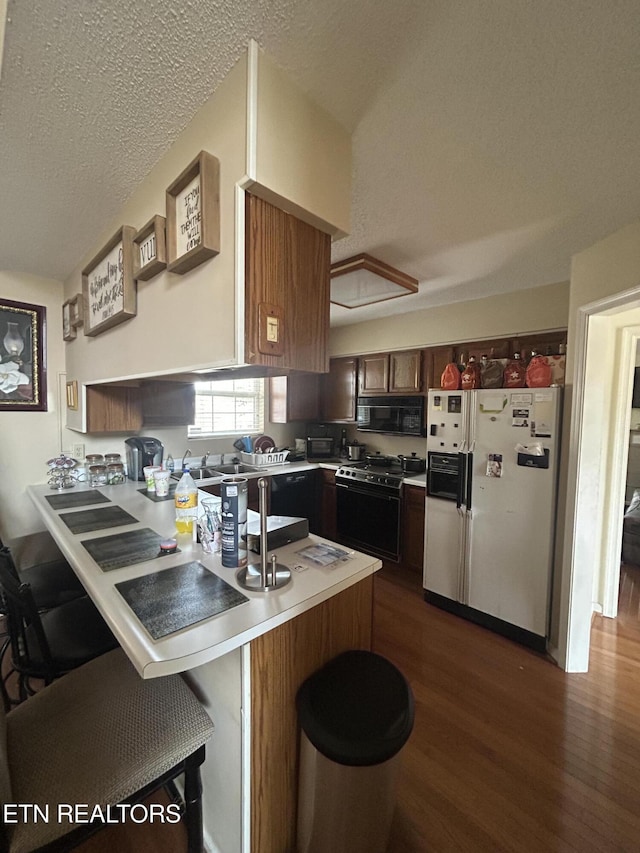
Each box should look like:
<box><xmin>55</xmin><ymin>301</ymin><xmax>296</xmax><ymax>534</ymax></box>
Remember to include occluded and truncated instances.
<box><xmin>296</xmin><ymin>649</ymin><xmax>415</xmax><ymax>853</ymax></box>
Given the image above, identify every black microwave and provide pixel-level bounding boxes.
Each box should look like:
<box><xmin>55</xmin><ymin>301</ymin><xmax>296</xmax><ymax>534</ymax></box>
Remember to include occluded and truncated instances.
<box><xmin>356</xmin><ymin>396</ymin><xmax>425</xmax><ymax>436</ymax></box>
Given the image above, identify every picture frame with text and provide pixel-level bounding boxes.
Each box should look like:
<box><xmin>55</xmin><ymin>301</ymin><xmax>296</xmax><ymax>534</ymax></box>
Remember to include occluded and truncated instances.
<box><xmin>166</xmin><ymin>150</ymin><xmax>220</xmax><ymax>275</ymax></box>
<box><xmin>82</xmin><ymin>226</ymin><xmax>137</xmax><ymax>336</ymax></box>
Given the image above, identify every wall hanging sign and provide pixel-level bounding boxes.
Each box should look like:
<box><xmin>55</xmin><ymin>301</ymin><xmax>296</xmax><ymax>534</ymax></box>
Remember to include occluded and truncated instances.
<box><xmin>62</xmin><ymin>299</ymin><xmax>76</xmax><ymax>341</ymax></box>
<box><xmin>0</xmin><ymin>298</ymin><xmax>47</xmax><ymax>411</ymax></box>
<box><xmin>82</xmin><ymin>226</ymin><xmax>137</xmax><ymax>336</ymax></box>
<box><xmin>133</xmin><ymin>215</ymin><xmax>167</xmax><ymax>281</ymax></box>
<box><xmin>69</xmin><ymin>293</ymin><xmax>84</xmax><ymax>328</ymax></box>
<box><xmin>166</xmin><ymin>150</ymin><xmax>220</xmax><ymax>275</ymax></box>
<box><xmin>66</xmin><ymin>379</ymin><xmax>78</xmax><ymax>411</ymax></box>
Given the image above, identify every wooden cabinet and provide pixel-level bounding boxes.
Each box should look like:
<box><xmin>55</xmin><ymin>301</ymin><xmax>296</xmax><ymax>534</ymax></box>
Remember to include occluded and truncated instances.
<box><xmin>509</xmin><ymin>331</ymin><xmax>567</xmax><ymax>361</ymax></box>
<box><xmin>318</xmin><ymin>468</ymin><xmax>337</xmax><ymax>541</ymax></box>
<box><xmin>423</xmin><ymin>345</ymin><xmax>455</xmax><ymax>390</ymax></box>
<box><xmin>85</xmin><ymin>381</ymin><xmax>196</xmax><ymax>433</ymax></box>
<box><xmin>141</xmin><ymin>381</ymin><xmax>195</xmax><ymax>427</ymax></box>
<box><xmin>85</xmin><ymin>385</ymin><xmax>143</xmax><ymax>433</ymax></box>
<box><xmin>390</xmin><ymin>350</ymin><xmax>423</xmax><ymax>393</ymax></box>
<box><xmin>401</xmin><ymin>485</ymin><xmax>426</xmax><ymax>577</ymax></box>
<box><xmin>358</xmin><ymin>354</ymin><xmax>389</xmax><ymax>394</ymax></box>
<box><xmin>269</xmin><ymin>374</ymin><xmax>320</xmax><ymax>423</ymax></box>
<box><xmin>358</xmin><ymin>350</ymin><xmax>422</xmax><ymax>395</ymax></box>
<box><xmin>245</xmin><ymin>194</ymin><xmax>330</xmax><ymax>374</ymax></box>
<box><xmin>453</xmin><ymin>338</ymin><xmax>511</xmax><ymax>365</ymax></box>
<box><xmin>321</xmin><ymin>357</ymin><xmax>358</xmax><ymax>422</ymax></box>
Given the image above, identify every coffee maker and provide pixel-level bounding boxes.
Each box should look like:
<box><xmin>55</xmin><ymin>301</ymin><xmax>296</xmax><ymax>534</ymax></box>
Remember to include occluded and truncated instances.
<box><xmin>125</xmin><ymin>437</ymin><xmax>164</xmax><ymax>481</ymax></box>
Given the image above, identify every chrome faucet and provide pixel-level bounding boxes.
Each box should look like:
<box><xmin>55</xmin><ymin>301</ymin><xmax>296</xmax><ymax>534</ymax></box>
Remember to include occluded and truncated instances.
<box><xmin>201</xmin><ymin>450</ymin><xmax>211</xmax><ymax>468</ymax></box>
<box><xmin>181</xmin><ymin>449</ymin><xmax>192</xmax><ymax>471</ymax></box>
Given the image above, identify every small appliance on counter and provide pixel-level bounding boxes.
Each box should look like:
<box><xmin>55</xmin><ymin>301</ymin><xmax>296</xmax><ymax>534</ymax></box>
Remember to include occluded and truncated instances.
<box><xmin>346</xmin><ymin>441</ymin><xmax>366</xmax><ymax>462</ymax></box>
<box><xmin>306</xmin><ymin>436</ymin><xmax>335</xmax><ymax>459</ymax></box>
<box><xmin>125</xmin><ymin>436</ymin><xmax>164</xmax><ymax>481</ymax></box>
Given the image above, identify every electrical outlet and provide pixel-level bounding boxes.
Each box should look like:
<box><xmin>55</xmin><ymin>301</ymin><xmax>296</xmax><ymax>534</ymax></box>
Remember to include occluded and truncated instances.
<box><xmin>72</xmin><ymin>443</ymin><xmax>85</xmax><ymax>460</ymax></box>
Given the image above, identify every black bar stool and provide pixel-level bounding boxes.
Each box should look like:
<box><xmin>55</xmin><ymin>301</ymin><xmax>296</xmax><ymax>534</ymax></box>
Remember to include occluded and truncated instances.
<box><xmin>0</xmin><ymin>548</ymin><xmax>118</xmax><ymax>703</ymax></box>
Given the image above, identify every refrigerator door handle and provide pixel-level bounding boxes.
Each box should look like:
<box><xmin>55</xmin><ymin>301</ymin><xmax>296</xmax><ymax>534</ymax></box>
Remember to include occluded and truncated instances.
<box><xmin>456</xmin><ymin>451</ymin><xmax>466</xmax><ymax>509</ymax></box>
<box><xmin>466</xmin><ymin>452</ymin><xmax>473</xmax><ymax>510</ymax></box>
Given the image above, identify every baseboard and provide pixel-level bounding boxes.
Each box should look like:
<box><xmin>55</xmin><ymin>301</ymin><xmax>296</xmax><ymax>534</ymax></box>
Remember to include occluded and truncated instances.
<box><xmin>424</xmin><ymin>590</ymin><xmax>547</xmax><ymax>653</ymax></box>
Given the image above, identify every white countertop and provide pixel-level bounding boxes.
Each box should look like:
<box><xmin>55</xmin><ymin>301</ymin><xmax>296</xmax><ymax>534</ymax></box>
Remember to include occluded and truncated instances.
<box><xmin>28</xmin><ymin>481</ymin><xmax>381</xmax><ymax>679</ymax></box>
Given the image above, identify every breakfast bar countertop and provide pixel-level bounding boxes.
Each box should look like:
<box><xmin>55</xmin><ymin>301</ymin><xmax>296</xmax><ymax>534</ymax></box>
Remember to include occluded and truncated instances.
<box><xmin>27</xmin><ymin>481</ymin><xmax>381</xmax><ymax>680</ymax></box>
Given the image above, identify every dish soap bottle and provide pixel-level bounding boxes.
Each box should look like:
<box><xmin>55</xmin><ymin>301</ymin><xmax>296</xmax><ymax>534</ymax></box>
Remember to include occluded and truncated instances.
<box><xmin>174</xmin><ymin>465</ymin><xmax>198</xmax><ymax>535</ymax></box>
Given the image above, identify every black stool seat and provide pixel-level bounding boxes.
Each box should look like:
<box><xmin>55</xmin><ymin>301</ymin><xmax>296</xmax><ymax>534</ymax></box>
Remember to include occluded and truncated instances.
<box><xmin>25</xmin><ymin>595</ymin><xmax>118</xmax><ymax>673</ymax></box>
<box><xmin>19</xmin><ymin>559</ymin><xmax>85</xmax><ymax>610</ymax></box>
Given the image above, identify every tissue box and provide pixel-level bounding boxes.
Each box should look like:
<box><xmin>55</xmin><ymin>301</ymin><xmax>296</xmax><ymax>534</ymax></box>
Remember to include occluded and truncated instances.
<box><xmin>245</xmin><ymin>511</ymin><xmax>309</xmax><ymax>554</ymax></box>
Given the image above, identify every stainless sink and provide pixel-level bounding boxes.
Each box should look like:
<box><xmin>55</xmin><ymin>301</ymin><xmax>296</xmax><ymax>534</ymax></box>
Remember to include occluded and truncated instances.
<box><xmin>213</xmin><ymin>463</ymin><xmax>263</xmax><ymax>475</ymax></box>
<box><xmin>171</xmin><ymin>467</ymin><xmax>219</xmax><ymax>481</ymax></box>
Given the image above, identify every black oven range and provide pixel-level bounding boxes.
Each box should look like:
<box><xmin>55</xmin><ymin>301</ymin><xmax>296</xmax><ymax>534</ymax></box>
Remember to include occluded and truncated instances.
<box><xmin>335</xmin><ymin>460</ymin><xmax>405</xmax><ymax>562</ymax></box>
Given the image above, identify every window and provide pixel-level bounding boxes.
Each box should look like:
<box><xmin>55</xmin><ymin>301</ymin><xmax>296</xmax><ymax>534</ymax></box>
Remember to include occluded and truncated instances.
<box><xmin>188</xmin><ymin>378</ymin><xmax>264</xmax><ymax>438</ymax></box>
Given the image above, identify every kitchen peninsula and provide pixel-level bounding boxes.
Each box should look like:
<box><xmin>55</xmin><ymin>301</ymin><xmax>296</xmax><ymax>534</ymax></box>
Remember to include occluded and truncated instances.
<box><xmin>28</xmin><ymin>480</ymin><xmax>380</xmax><ymax>853</ymax></box>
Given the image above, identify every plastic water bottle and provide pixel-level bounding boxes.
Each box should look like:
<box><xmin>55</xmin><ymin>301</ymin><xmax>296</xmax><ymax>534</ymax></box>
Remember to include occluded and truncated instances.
<box><xmin>165</xmin><ymin>454</ymin><xmax>175</xmax><ymax>473</ymax></box>
<box><xmin>174</xmin><ymin>466</ymin><xmax>198</xmax><ymax>535</ymax></box>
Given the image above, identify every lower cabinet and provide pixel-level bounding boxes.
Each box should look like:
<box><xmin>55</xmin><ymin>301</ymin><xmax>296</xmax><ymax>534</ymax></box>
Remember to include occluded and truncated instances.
<box><xmin>318</xmin><ymin>469</ymin><xmax>337</xmax><ymax>541</ymax></box>
<box><xmin>401</xmin><ymin>485</ymin><xmax>426</xmax><ymax>576</ymax></box>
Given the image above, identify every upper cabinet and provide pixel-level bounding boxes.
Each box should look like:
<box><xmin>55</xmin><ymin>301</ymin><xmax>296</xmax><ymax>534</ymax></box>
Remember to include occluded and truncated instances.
<box><xmin>83</xmin><ymin>380</ymin><xmax>195</xmax><ymax>433</ymax></box>
<box><xmin>269</xmin><ymin>374</ymin><xmax>320</xmax><ymax>423</ymax></box>
<box><xmin>245</xmin><ymin>194</ymin><xmax>330</xmax><ymax>374</ymax></box>
<box><xmin>358</xmin><ymin>350</ymin><xmax>422</xmax><ymax>395</ymax></box>
<box><xmin>321</xmin><ymin>357</ymin><xmax>358</xmax><ymax>422</ymax></box>
<box><xmin>140</xmin><ymin>381</ymin><xmax>195</xmax><ymax>427</ymax></box>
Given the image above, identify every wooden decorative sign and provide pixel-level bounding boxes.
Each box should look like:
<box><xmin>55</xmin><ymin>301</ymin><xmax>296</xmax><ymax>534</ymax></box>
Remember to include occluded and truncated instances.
<box><xmin>82</xmin><ymin>226</ymin><xmax>137</xmax><ymax>336</ymax></box>
<box><xmin>62</xmin><ymin>299</ymin><xmax>76</xmax><ymax>341</ymax></box>
<box><xmin>134</xmin><ymin>215</ymin><xmax>167</xmax><ymax>281</ymax></box>
<box><xmin>166</xmin><ymin>150</ymin><xmax>220</xmax><ymax>275</ymax></box>
<box><xmin>69</xmin><ymin>293</ymin><xmax>84</xmax><ymax>328</ymax></box>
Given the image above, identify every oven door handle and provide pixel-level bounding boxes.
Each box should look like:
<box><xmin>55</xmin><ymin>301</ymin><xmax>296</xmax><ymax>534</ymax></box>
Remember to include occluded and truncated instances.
<box><xmin>336</xmin><ymin>482</ymin><xmax>400</xmax><ymax>503</ymax></box>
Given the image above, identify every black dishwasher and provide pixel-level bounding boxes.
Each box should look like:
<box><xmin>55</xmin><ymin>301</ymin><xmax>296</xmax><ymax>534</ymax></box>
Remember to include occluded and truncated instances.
<box><xmin>270</xmin><ymin>471</ymin><xmax>318</xmax><ymax>534</ymax></box>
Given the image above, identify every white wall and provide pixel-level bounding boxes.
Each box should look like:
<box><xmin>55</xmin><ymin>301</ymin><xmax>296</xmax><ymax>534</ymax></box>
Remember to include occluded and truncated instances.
<box><xmin>0</xmin><ymin>271</ymin><xmax>65</xmax><ymax>541</ymax></box>
<box><xmin>555</xmin><ymin>219</ymin><xmax>640</xmax><ymax>669</ymax></box>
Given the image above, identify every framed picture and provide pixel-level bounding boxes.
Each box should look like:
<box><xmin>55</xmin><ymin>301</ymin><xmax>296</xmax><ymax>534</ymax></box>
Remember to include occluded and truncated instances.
<box><xmin>69</xmin><ymin>293</ymin><xmax>84</xmax><ymax>328</ymax></box>
<box><xmin>0</xmin><ymin>298</ymin><xmax>47</xmax><ymax>411</ymax></box>
<box><xmin>133</xmin><ymin>215</ymin><xmax>167</xmax><ymax>281</ymax></box>
<box><xmin>62</xmin><ymin>299</ymin><xmax>77</xmax><ymax>341</ymax></box>
<box><xmin>166</xmin><ymin>150</ymin><xmax>220</xmax><ymax>274</ymax></box>
<box><xmin>82</xmin><ymin>225</ymin><xmax>137</xmax><ymax>336</ymax></box>
<box><xmin>66</xmin><ymin>379</ymin><xmax>78</xmax><ymax>411</ymax></box>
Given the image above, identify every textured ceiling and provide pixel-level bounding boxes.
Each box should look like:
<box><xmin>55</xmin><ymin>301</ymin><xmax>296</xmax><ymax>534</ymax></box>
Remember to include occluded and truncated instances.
<box><xmin>1</xmin><ymin>0</ymin><xmax>640</xmax><ymax>327</ymax></box>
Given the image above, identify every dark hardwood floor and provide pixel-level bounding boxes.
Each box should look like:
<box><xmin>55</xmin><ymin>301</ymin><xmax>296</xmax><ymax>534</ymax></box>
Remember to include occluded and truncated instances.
<box><xmin>5</xmin><ymin>563</ymin><xmax>640</xmax><ymax>851</ymax></box>
<box><xmin>377</xmin><ymin>562</ymin><xmax>640</xmax><ymax>852</ymax></box>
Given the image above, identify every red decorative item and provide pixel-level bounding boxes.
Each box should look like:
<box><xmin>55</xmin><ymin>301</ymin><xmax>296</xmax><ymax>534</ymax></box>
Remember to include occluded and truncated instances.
<box><xmin>461</xmin><ymin>357</ymin><xmax>481</xmax><ymax>390</ymax></box>
<box><xmin>503</xmin><ymin>354</ymin><xmax>526</xmax><ymax>388</ymax></box>
<box><xmin>526</xmin><ymin>354</ymin><xmax>552</xmax><ymax>388</ymax></box>
<box><xmin>440</xmin><ymin>363</ymin><xmax>461</xmax><ymax>390</ymax></box>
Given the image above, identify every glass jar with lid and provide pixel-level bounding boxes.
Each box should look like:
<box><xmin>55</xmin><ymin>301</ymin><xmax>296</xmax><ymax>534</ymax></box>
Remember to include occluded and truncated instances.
<box><xmin>88</xmin><ymin>464</ymin><xmax>108</xmax><ymax>487</ymax></box>
<box><xmin>107</xmin><ymin>462</ymin><xmax>125</xmax><ymax>485</ymax></box>
<box><xmin>104</xmin><ymin>452</ymin><xmax>122</xmax><ymax>465</ymax></box>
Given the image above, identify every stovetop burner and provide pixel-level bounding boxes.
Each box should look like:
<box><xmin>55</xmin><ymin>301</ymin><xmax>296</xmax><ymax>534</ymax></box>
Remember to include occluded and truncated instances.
<box><xmin>336</xmin><ymin>461</ymin><xmax>404</xmax><ymax>492</ymax></box>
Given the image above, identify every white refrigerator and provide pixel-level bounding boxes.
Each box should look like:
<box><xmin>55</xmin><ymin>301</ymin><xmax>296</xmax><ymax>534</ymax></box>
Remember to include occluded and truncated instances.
<box><xmin>423</xmin><ymin>387</ymin><xmax>562</xmax><ymax>647</ymax></box>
